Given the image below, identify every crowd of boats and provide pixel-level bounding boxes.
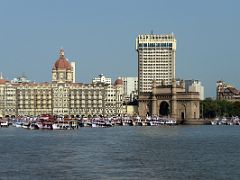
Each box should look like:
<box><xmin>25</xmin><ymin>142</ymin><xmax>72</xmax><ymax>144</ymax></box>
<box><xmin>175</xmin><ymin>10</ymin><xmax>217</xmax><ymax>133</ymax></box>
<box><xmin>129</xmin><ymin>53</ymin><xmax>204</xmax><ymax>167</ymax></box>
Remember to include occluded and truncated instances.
<box><xmin>0</xmin><ymin>115</ymin><xmax>177</xmax><ymax>130</ymax></box>
<box><xmin>211</xmin><ymin>116</ymin><xmax>240</xmax><ymax>125</ymax></box>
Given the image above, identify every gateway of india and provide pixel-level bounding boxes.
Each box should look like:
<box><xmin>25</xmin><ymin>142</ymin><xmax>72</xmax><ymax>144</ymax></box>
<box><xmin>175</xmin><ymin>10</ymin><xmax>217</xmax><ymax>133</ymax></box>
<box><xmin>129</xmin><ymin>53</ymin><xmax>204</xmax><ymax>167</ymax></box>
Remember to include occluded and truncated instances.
<box><xmin>136</xmin><ymin>34</ymin><xmax>200</xmax><ymax>123</ymax></box>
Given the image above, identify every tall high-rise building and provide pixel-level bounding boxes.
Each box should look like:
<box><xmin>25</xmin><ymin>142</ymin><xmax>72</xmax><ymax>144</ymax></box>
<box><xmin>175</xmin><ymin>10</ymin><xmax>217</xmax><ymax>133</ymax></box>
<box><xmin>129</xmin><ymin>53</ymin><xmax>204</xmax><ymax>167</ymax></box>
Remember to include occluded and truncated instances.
<box><xmin>136</xmin><ymin>33</ymin><xmax>176</xmax><ymax>93</ymax></box>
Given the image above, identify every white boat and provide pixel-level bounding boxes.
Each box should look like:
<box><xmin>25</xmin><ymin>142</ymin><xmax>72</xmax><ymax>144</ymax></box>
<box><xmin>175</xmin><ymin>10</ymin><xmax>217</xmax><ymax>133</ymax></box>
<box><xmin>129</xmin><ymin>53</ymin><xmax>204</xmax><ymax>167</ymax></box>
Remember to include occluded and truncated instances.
<box><xmin>52</xmin><ymin>123</ymin><xmax>70</xmax><ymax>130</ymax></box>
<box><xmin>91</xmin><ymin>123</ymin><xmax>97</xmax><ymax>128</ymax></box>
<box><xmin>211</xmin><ymin>121</ymin><xmax>217</xmax><ymax>125</ymax></box>
<box><xmin>29</xmin><ymin>123</ymin><xmax>39</xmax><ymax>130</ymax></box>
<box><xmin>0</xmin><ymin>121</ymin><xmax>9</xmax><ymax>127</ymax></box>
<box><xmin>149</xmin><ymin>121</ymin><xmax>158</xmax><ymax>126</ymax></box>
<box><xmin>15</xmin><ymin>122</ymin><xmax>23</xmax><ymax>128</ymax></box>
<box><xmin>220</xmin><ymin>117</ymin><xmax>227</xmax><ymax>125</ymax></box>
<box><xmin>22</xmin><ymin>122</ymin><xmax>30</xmax><ymax>129</ymax></box>
<box><xmin>165</xmin><ymin>119</ymin><xmax>177</xmax><ymax>125</ymax></box>
<box><xmin>211</xmin><ymin>117</ymin><xmax>219</xmax><ymax>125</ymax></box>
<box><xmin>91</xmin><ymin>119</ymin><xmax>112</xmax><ymax>128</ymax></box>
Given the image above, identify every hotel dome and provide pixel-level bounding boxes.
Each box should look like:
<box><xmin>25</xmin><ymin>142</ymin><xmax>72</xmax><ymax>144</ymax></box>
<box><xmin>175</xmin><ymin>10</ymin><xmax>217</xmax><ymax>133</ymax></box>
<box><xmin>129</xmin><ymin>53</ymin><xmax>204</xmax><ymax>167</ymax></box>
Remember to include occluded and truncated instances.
<box><xmin>53</xmin><ymin>49</ymin><xmax>71</xmax><ymax>70</ymax></box>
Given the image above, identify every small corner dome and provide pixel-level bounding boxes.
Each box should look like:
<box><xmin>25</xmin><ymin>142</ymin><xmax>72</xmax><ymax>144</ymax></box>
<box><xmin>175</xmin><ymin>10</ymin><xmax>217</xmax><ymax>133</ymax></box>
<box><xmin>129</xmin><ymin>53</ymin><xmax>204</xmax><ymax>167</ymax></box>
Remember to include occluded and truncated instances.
<box><xmin>0</xmin><ymin>73</ymin><xmax>6</xmax><ymax>84</ymax></box>
<box><xmin>114</xmin><ymin>78</ymin><xmax>123</xmax><ymax>86</ymax></box>
<box><xmin>0</xmin><ymin>79</ymin><xmax>6</xmax><ymax>84</ymax></box>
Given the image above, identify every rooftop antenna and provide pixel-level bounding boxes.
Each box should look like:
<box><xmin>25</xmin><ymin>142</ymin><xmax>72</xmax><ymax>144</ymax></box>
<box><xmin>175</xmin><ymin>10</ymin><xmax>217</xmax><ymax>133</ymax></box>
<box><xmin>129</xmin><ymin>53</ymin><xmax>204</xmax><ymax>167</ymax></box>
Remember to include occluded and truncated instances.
<box><xmin>151</xmin><ymin>30</ymin><xmax>154</xmax><ymax>35</ymax></box>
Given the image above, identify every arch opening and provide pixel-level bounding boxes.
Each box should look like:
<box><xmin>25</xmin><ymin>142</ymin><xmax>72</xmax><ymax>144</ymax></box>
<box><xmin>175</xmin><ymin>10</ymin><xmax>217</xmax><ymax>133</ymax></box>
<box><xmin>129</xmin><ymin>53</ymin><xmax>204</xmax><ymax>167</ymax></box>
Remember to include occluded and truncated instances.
<box><xmin>159</xmin><ymin>101</ymin><xmax>170</xmax><ymax>116</ymax></box>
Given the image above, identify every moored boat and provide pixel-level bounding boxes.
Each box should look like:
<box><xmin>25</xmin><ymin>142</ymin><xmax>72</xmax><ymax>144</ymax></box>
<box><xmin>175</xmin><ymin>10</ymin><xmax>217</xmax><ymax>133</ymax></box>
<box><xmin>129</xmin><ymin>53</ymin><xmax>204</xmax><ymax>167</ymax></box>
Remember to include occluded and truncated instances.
<box><xmin>29</xmin><ymin>123</ymin><xmax>39</xmax><ymax>130</ymax></box>
<box><xmin>0</xmin><ymin>121</ymin><xmax>9</xmax><ymax>127</ymax></box>
<box><xmin>52</xmin><ymin>123</ymin><xmax>70</xmax><ymax>130</ymax></box>
<box><xmin>22</xmin><ymin>122</ymin><xmax>30</xmax><ymax>129</ymax></box>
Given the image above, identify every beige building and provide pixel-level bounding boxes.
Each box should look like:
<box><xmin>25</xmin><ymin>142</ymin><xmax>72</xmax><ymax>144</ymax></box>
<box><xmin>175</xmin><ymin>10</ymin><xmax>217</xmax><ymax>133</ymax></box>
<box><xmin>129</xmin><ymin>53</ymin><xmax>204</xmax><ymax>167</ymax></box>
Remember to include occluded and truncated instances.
<box><xmin>92</xmin><ymin>74</ymin><xmax>112</xmax><ymax>85</ymax></box>
<box><xmin>119</xmin><ymin>76</ymin><xmax>138</xmax><ymax>103</ymax></box>
<box><xmin>0</xmin><ymin>49</ymin><xmax>124</xmax><ymax>118</ymax></box>
<box><xmin>0</xmin><ymin>76</ymin><xmax>17</xmax><ymax>118</ymax></box>
<box><xmin>138</xmin><ymin>80</ymin><xmax>200</xmax><ymax>122</ymax></box>
<box><xmin>216</xmin><ymin>80</ymin><xmax>240</xmax><ymax>101</ymax></box>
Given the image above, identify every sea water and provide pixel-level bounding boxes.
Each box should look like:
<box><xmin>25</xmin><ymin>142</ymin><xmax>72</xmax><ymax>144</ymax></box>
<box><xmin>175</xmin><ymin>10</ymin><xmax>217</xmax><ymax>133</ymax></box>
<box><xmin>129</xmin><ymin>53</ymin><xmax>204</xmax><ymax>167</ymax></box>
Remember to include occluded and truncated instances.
<box><xmin>0</xmin><ymin>126</ymin><xmax>239</xmax><ymax>180</ymax></box>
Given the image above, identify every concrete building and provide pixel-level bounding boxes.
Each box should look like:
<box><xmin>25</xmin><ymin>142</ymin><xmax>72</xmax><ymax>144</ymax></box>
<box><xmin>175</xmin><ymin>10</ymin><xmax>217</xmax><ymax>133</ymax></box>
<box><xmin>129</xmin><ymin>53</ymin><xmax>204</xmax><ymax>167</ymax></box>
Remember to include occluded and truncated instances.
<box><xmin>185</xmin><ymin>80</ymin><xmax>204</xmax><ymax>100</ymax></box>
<box><xmin>92</xmin><ymin>74</ymin><xmax>111</xmax><ymax>85</ymax></box>
<box><xmin>0</xmin><ymin>75</ymin><xmax>16</xmax><ymax>118</ymax></box>
<box><xmin>11</xmin><ymin>74</ymin><xmax>31</xmax><ymax>83</ymax></box>
<box><xmin>119</xmin><ymin>76</ymin><xmax>138</xmax><ymax>102</ymax></box>
<box><xmin>136</xmin><ymin>33</ymin><xmax>176</xmax><ymax>93</ymax></box>
<box><xmin>0</xmin><ymin>49</ymin><xmax>124</xmax><ymax>118</ymax></box>
<box><xmin>216</xmin><ymin>80</ymin><xmax>240</xmax><ymax>101</ymax></box>
<box><xmin>70</xmin><ymin>62</ymin><xmax>76</xmax><ymax>83</ymax></box>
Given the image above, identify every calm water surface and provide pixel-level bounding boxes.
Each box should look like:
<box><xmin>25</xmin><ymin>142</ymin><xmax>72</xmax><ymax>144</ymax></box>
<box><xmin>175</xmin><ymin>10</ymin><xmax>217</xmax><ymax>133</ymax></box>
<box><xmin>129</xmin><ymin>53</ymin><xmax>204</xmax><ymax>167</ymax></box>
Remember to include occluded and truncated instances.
<box><xmin>0</xmin><ymin>126</ymin><xmax>239</xmax><ymax>180</ymax></box>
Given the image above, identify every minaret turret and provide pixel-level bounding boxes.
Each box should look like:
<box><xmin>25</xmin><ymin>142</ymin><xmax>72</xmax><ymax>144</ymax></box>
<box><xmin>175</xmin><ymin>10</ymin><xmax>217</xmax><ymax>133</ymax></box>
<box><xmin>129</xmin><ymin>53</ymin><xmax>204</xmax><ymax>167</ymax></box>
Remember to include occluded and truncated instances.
<box><xmin>152</xmin><ymin>80</ymin><xmax>157</xmax><ymax>116</ymax></box>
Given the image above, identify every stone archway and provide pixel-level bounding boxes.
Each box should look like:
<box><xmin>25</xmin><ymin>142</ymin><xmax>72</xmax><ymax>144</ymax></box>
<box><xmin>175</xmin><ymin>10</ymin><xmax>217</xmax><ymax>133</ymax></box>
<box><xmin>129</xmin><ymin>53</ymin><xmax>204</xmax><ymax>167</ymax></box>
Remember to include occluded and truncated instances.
<box><xmin>159</xmin><ymin>101</ymin><xmax>170</xmax><ymax>116</ymax></box>
<box><xmin>179</xmin><ymin>103</ymin><xmax>186</xmax><ymax>120</ymax></box>
<box><xmin>181</xmin><ymin>112</ymin><xmax>185</xmax><ymax>120</ymax></box>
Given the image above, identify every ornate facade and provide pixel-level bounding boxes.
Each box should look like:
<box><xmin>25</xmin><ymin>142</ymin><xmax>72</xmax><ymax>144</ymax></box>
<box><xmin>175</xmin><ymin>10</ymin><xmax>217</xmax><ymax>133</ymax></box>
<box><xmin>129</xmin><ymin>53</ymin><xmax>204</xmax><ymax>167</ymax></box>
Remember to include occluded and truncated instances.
<box><xmin>216</xmin><ymin>80</ymin><xmax>240</xmax><ymax>101</ymax></box>
<box><xmin>0</xmin><ymin>49</ymin><xmax>124</xmax><ymax>118</ymax></box>
<box><xmin>138</xmin><ymin>79</ymin><xmax>200</xmax><ymax>122</ymax></box>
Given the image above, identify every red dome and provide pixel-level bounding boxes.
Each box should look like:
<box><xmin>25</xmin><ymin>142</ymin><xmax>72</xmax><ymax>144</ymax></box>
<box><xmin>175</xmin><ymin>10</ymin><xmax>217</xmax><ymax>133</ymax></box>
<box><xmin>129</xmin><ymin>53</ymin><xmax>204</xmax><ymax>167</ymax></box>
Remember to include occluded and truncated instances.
<box><xmin>114</xmin><ymin>79</ymin><xmax>123</xmax><ymax>85</ymax></box>
<box><xmin>0</xmin><ymin>79</ymin><xmax>6</xmax><ymax>84</ymax></box>
<box><xmin>53</xmin><ymin>49</ymin><xmax>71</xmax><ymax>70</ymax></box>
<box><xmin>0</xmin><ymin>74</ymin><xmax>6</xmax><ymax>84</ymax></box>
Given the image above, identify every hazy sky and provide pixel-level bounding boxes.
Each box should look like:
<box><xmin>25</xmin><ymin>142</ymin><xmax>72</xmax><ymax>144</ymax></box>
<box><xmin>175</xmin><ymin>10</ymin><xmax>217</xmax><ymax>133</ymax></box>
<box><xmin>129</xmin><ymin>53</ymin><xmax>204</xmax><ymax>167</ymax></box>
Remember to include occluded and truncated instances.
<box><xmin>0</xmin><ymin>0</ymin><xmax>239</xmax><ymax>98</ymax></box>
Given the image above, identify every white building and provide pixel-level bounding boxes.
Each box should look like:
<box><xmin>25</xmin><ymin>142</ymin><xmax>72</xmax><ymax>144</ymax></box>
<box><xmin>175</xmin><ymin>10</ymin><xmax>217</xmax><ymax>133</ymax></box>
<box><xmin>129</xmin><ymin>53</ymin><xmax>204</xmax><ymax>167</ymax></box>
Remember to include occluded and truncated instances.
<box><xmin>185</xmin><ymin>80</ymin><xmax>204</xmax><ymax>100</ymax></box>
<box><xmin>119</xmin><ymin>76</ymin><xmax>138</xmax><ymax>102</ymax></box>
<box><xmin>11</xmin><ymin>74</ymin><xmax>31</xmax><ymax>84</ymax></box>
<box><xmin>70</xmin><ymin>62</ymin><xmax>76</xmax><ymax>83</ymax></box>
<box><xmin>136</xmin><ymin>33</ymin><xmax>176</xmax><ymax>93</ymax></box>
<box><xmin>92</xmin><ymin>74</ymin><xmax>111</xmax><ymax>85</ymax></box>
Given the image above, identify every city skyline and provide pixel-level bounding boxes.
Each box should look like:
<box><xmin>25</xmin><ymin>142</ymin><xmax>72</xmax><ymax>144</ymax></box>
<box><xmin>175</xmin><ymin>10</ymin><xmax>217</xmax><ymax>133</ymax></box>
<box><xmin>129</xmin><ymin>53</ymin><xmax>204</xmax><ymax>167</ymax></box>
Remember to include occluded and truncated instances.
<box><xmin>0</xmin><ymin>0</ymin><xmax>239</xmax><ymax>98</ymax></box>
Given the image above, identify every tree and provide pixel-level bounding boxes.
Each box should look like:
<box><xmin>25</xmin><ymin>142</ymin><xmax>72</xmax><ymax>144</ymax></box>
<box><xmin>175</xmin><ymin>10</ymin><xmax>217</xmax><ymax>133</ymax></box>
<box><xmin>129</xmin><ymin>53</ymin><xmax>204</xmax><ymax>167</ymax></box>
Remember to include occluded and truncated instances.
<box><xmin>201</xmin><ymin>98</ymin><xmax>240</xmax><ymax>118</ymax></box>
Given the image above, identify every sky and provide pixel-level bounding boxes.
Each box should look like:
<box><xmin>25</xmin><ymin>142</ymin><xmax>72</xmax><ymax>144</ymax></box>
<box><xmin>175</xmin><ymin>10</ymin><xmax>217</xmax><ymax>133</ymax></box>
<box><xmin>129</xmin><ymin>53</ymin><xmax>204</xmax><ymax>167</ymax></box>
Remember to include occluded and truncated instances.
<box><xmin>0</xmin><ymin>0</ymin><xmax>239</xmax><ymax>98</ymax></box>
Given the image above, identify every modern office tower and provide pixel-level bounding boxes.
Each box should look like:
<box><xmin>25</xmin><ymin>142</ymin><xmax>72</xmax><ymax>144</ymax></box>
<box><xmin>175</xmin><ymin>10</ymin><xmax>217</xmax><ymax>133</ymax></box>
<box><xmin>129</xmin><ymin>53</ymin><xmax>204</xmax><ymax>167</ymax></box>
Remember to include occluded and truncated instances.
<box><xmin>185</xmin><ymin>80</ymin><xmax>204</xmax><ymax>100</ymax></box>
<box><xmin>119</xmin><ymin>77</ymin><xmax>138</xmax><ymax>102</ymax></box>
<box><xmin>136</xmin><ymin>33</ymin><xmax>176</xmax><ymax>93</ymax></box>
<box><xmin>92</xmin><ymin>74</ymin><xmax>112</xmax><ymax>85</ymax></box>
